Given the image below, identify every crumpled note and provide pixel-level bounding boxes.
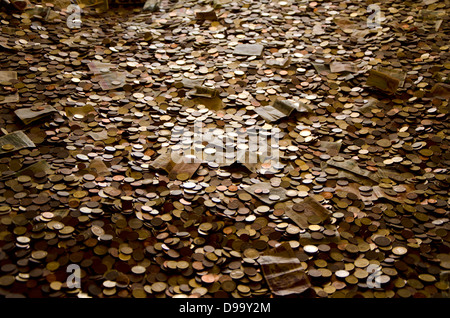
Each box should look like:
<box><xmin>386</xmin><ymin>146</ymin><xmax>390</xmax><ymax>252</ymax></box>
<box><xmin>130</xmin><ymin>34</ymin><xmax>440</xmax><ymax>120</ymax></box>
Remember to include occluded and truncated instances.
<box><xmin>258</xmin><ymin>243</ymin><xmax>311</xmax><ymax>296</ymax></box>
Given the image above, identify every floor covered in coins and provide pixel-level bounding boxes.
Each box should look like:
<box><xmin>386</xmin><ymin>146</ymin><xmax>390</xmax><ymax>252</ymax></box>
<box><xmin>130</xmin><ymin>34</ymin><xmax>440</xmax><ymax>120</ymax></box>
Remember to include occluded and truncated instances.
<box><xmin>0</xmin><ymin>0</ymin><xmax>449</xmax><ymax>298</ymax></box>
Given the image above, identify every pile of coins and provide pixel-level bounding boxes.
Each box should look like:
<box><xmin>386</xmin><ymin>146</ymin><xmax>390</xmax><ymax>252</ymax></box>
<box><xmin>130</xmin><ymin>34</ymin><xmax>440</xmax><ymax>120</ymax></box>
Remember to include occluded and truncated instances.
<box><xmin>0</xmin><ymin>0</ymin><xmax>449</xmax><ymax>298</ymax></box>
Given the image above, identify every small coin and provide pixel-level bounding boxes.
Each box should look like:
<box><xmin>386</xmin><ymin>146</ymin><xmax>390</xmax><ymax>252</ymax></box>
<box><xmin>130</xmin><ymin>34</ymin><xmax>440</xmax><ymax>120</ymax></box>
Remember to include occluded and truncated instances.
<box><xmin>304</xmin><ymin>245</ymin><xmax>319</xmax><ymax>253</ymax></box>
<box><xmin>392</xmin><ymin>246</ymin><xmax>408</xmax><ymax>256</ymax></box>
<box><xmin>1</xmin><ymin>144</ymin><xmax>14</xmax><ymax>151</ymax></box>
<box><xmin>151</xmin><ymin>282</ymin><xmax>167</xmax><ymax>293</ymax></box>
<box><xmin>374</xmin><ymin>236</ymin><xmax>391</xmax><ymax>247</ymax></box>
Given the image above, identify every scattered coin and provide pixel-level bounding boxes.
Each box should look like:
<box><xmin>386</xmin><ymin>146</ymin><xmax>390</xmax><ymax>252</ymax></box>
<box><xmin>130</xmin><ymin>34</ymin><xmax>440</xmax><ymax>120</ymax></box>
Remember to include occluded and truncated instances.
<box><xmin>0</xmin><ymin>0</ymin><xmax>447</xmax><ymax>301</ymax></box>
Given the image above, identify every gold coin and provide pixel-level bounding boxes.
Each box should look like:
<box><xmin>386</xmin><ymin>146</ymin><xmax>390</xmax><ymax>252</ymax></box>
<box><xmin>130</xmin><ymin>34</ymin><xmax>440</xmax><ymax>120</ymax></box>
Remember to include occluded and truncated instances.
<box><xmin>151</xmin><ymin>282</ymin><xmax>167</xmax><ymax>293</ymax></box>
<box><xmin>392</xmin><ymin>246</ymin><xmax>408</xmax><ymax>256</ymax></box>
<box><xmin>1</xmin><ymin>144</ymin><xmax>14</xmax><ymax>151</ymax></box>
<box><xmin>354</xmin><ymin>258</ymin><xmax>370</xmax><ymax>268</ymax></box>
<box><xmin>418</xmin><ymin>274</ymin><xmax>436</xmax><ymax>283</ymax></box>
<box><xmin>132</xmin><ymin>288</ymin><xmax>147</xmax><ymax>298</ymax></box>
<box><xmin>177</xmin><ymin>261</ymin><xmax>190</xmax><ymax>270</ymax></box>
<box><xmin>50</xmin><ymin>281</ymin><xmax>62</xmax><ymax>291</ymax></box>
<box><xmin>177</xmin><ymin>173</ymin><xmax>190</xmax><ymax>181</ymax></box>
<box><xmin>46</xmin><ymin>261</ymin><xmax>60</xmax><ymax>271</ymax></box>
<box><xmin>243</xmin><ymin>248</ymin><xmax>259</xmax><ymax>259</ymax></box>
<box><xmin>73</xmin><ymin>191</ymin><xmax>87</xmax><ymax>198</ymax></box>
<box><xmin>237</xmin><ymin>284</ymin><xmax>250</xmax><ymax>294</ymax></box>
